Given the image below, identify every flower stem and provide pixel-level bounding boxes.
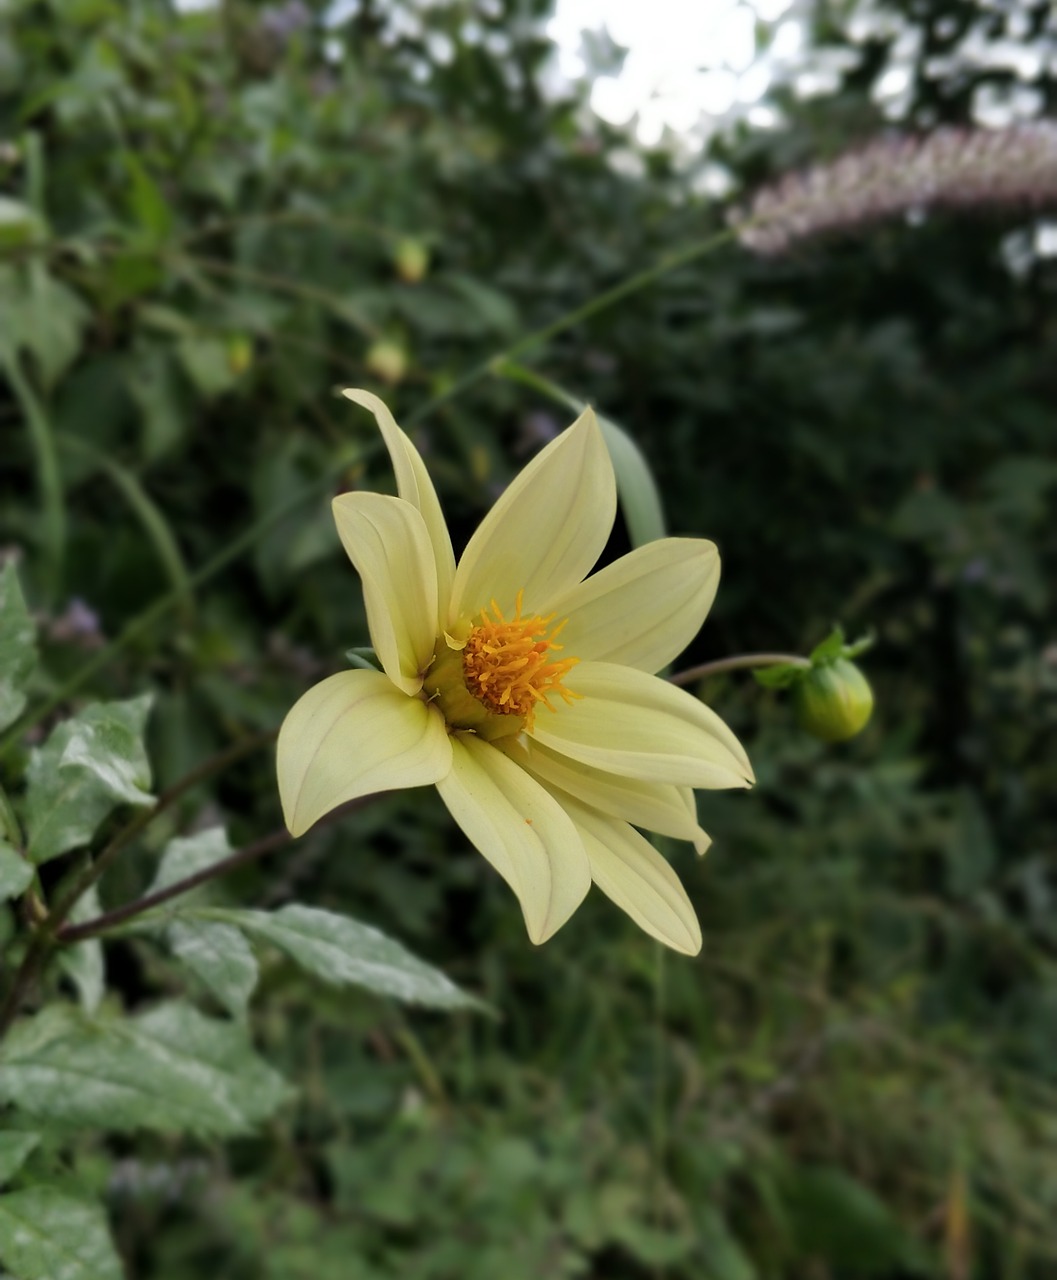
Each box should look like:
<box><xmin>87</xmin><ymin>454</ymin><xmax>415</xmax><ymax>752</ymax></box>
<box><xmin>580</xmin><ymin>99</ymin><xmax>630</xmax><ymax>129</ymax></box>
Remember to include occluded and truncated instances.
<box><xmin>405</xmin><ymin>226</ymin><xmax>736</xmax><ymax>426</ymax></box>
<box><xmin>668</xmin><ymin>652</ymin><xmax>810</xmax><ymax>687</ymax></box>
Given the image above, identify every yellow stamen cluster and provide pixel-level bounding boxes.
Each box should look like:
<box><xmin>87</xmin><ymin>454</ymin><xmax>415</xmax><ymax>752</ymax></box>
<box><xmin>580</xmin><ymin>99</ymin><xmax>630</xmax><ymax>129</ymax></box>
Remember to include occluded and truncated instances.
<box><xmin>462</xmin><ymin>591</ymin><xmax>580</xmax><ymax>729</ymax></box>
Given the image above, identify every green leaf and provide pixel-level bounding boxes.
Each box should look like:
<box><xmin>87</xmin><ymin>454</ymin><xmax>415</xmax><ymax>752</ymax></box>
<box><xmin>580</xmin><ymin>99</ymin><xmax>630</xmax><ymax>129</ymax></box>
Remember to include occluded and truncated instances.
<box><xmin>0</xmin><ymin>1186</ymin><xmax>123</xmax><ymax>1280</ymax></box>
<box><xmin>197</xmin><ymin>905</ymin><xmax>483</xmax><ymax>1012</ymax></box>
<box><xmin>809</xmin><ymin>627</ymin><xmax>846</xmax><ymax>665</ymax></box>
<box><xmin>0</xmin><ymin>1001</ymin><xmax>291</xmax><ymax>1136</ymax></box>
<box><xmin>0</xmin><ymin>261</ymin><xmax>89</xmax><ymax>390</ymax></box>
<box><xmin>0</xmin><ymin>562</ymin><xmax>37</xmax><ymax>734</ymax></box>
<box><xmin>0</xmin><ymin>196</ymin><xmax>45</xmax><ymax>250</ymax></box>
<box><xmin>596</xmin><ymin>413</ymin><xmax>666</xmax><ymax>548</ymax></box>
<box><xmin>24</xmin><ymin>696</ymin><xmax>154</xmax><ymax>865</ymax></box>
<box><xmin>147</xmin><ymin>827</ymin><xmax>232</xmax><ymax>902</ymax></box>
<box><xmin>124</xmin><ymin>153</ymin><xmax>173</xmax><ymax>244</ymax></box>
<box><xmin>177</xmin><ymin>334</ymin><xmax>240</xmax><ymax>398</ymax></box>
<box><xmin>0</xmin><ymin>1133</ymin><xmax>39</xmax><ymax>1185</ymax></box>
<box><xmin>58</xmin><ymin>886</ymin><xmax>104</xmax><ymax>1014</ymax></box>
<box><xmin>753</xmin><ymin>663</ymin><xmax>807</xmax><ymax>690</ymax></box>
<box><xmin>0</xmin><ymin>844</ymin><xmax>32</xmax><ymax>903</ymax></box>
<box><xmin>166</xmin><ymin>919</ymin><xmax>258</xmax><ymax>1019</ymax></box>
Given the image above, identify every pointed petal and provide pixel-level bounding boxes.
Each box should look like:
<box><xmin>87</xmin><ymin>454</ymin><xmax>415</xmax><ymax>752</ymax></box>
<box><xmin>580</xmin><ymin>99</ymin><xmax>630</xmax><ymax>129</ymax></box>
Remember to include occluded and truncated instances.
<box><xmin>547</xmin><ymin>538</ymin><xmax>720</xmax><ymax>673</ymax></box>
<box><xmin>504</xmin><ymin>737</ymin><xmax>711</xmax><ymax>851</ymax></box>
<box><xmin>449</xmin><ymin>408</ymin><xmax>616</xmax><ymax>626</ymax></box>
<box><xmin>331</xmin><ymin>492</ymin><xmax>437</xmax><ymax>695</ymax></box>
<box><xmin>436</xmin><ymin>734</ymin><xmax>591</xmax><ymax>944</ymax></box>
<box><xmin>678</xmin><ymin>787</ymin><xmax>712</xmax><ymax>855</ymax></box>
<box><xmin>277</xmin><ymin>670</ymin><xmax>452</xmax><ymax>836</ymax></box>
<box><xmin>341</xmin><ymin>388</ymin><xmax>455</xmax><ymax>615</ymax></box>
<box><xmin>532</xmin><ymin>661</ymin><xmax>754</xmax><ymax>789</ymax></box>
<box><xmin>559</xmin><ymin>793</ymin><xmax>702</xmax><ymax>955</ymax></box>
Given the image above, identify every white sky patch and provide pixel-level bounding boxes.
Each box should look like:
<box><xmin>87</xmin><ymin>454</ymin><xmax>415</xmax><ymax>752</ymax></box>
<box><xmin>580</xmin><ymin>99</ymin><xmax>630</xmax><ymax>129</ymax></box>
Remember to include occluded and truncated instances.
<box><xmin>548</xmin><ymin>0</ymin><xmax>797</xmax><ymax>146</ymax></box>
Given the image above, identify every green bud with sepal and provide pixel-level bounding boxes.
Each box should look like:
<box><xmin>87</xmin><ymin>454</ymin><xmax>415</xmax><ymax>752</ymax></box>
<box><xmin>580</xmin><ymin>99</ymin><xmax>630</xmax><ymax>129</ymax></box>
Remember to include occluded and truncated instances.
<box><xmin>755</xmin><ymin>626</ymin><xmax>875</xmax><ymax>742</ymax></box>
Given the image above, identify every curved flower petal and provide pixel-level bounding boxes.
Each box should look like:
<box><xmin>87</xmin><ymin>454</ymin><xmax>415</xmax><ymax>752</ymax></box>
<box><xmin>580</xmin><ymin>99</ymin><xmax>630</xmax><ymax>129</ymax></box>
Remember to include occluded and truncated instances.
<box><xmin>436</xmin><ymin>734</ymin><xmax>591</xmax><ymax>944</ymax></box>
<box><xmin>278</xmin><ymin>670</ymin><xmax>452</xmax><ymax>837</ymax></box>
<box><xmin>505</xmin><ymin>737</ymin><xmax>711</xmax><ymax>851</ymax></box>
<box><xmin>558</xmin><ymin>793</ymin><xmax>702</xmax><ymax>955</ymax></box>
<box><xmin>532</xmin><ymin>661</ymin><xmax>754</xmax><ymax>789</ymax></box>
<box><xmin>342</xmin><ymin>388</ymin><xmax>455</xmax><ymax>616</ymax></box>
<box><xmin>332</xmin><ymin>492</ymin><xmax>438</xmax><ymax>695</ymax></box>
<box><xmin>547</xmin><ymin>538</ymin><xmax>720</xmax><ymax>674</ymax></box>
<box><xmin>449</xmin><ymin>408</ymin><xmax>617</xmax><ymax>626</ymax></box>
<box><xmin>677</xmin><ymin>787</ymin><xmax>712</xmax><ymax>855</ymax></box>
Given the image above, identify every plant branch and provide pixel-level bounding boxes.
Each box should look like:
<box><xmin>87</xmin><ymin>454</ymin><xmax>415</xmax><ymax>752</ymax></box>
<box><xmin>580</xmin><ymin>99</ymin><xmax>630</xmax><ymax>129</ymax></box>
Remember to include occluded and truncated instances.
<box><xmin>0</xmin><ymin>732</ymin><xmax>275</xmax><ymax>1038</ymax></box>
<box><xmin>668</xmin><ymin>653</ymin><xmax>810</xmax><ymax>687</ymax></box>
<box><xmin>57</xmin><ymin>793</ymin><xmax>377</xmax><ymax>943</ymax></box>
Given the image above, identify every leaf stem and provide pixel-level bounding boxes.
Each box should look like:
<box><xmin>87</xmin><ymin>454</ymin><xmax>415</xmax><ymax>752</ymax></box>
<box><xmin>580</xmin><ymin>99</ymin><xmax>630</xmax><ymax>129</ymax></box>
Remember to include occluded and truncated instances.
<box><xmin>668</xmin><ymin>652</ymin><xmax>810</xmax><ymax>687</ymax></box>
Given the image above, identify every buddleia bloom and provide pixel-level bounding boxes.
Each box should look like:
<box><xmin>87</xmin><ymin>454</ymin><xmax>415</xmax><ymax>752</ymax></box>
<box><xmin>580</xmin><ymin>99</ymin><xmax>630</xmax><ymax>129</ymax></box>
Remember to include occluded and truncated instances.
<box><xmin>277</xmin><ymin>390</ymin><xmax>753</xmax><ymax>954</ymax></box>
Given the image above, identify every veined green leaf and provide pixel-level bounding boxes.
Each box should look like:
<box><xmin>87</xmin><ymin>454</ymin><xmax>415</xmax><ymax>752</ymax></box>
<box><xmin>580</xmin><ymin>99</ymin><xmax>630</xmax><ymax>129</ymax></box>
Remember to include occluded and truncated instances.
<box><xmin>58</xmin><ymin>886</ymin><xmax>105</xmax><ymax>1013</ymax></box>
<box><xmin>196</xmin><ymin>905</ymin><xmax>484</xmax><ymax>1012</ymax></box>
<box><xmin>0</xmin><ymin>1133</ymin><xmax>39</xmax><ymax>1185</ymax></box>
<box><xmin>0</xmin><ymin>843</ymin><xmax>32</xmax><ymax>903</ymax></box>
<box><xmin>0</xmin><ymin>563</ymin><xmax>37</xmax><ymax>734</ymax></box>
<box><xmin>0</xmin><ymin>1001</ymin><xmax>291</xmax><ymax>1136</ymax></box>
<box><xmin>0</xmin><ymin>1186</ymin><xmax>123</xmax><ymax>1280</ymax></box>
<box><xmin>24</xmin><ymin>696</ymin><xmax>154</xmax><ymax>865</ymax></box>
<box><xmin>166</xmin><ymin>919</ymin><xmax>258</xmax><ymax>1019</ymax></box>
<box><xmin>147</xmin><ymin>826</ymin><xmax>232</xmax><ymax>901</ymax></box>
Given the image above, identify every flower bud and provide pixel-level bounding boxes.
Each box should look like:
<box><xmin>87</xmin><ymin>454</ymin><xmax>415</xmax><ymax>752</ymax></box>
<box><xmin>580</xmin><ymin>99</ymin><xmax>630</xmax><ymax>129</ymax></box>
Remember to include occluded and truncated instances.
<box><xmin>792</xmin><ymin>658</ymin><xmax>874</xmax><ymax>742</ymax></box>
<box><xmin>393</xmin><ymin>237</ymin><xmax>429</xmax><ymax>284</ymax></box>
<box><xmin>365</xmin><ymin>340</ymin><xmax>408</xmax><ymax>385</ymax></box>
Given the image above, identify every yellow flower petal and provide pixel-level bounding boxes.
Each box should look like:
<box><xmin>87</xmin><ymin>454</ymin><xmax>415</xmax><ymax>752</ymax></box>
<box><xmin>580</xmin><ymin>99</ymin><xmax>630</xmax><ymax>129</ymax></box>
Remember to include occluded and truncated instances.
<box><xmin>448</xmin><ymin>408</ymin><xmax>616</xmax><ymax>626</ymax></box>
<box><xmin>677</xmin><ymin>787</ymin><xmax>712</xmax><ymax>855</ymax></box>
<box><xmin>435</xmin><ymin>734</ymin><xmax>591</xmax><ymax>944</ymax></box>
<box><xmin>547</xmin><ymin>537</ymin><xmax>720</xmax><ymax>674</ymax></box>
<box><xmin>505</xmin><ymin>737</ymin><xmax>711</xmax><ymax>851</ymax></box>
<box><xmin>331</xmin><ymin>492</ymin><xmax>438</xmax><ymax>695</ymax></box>
<box><xmin>559</xmin><ymin>793</ymin><xmax>702</xmax><ymax>955</ymax></box>
<box><xmin>532</xmin><ymin>661</ymin><xmax>754</xmax><ymax>789</ymax></box>
<box><xmin>341</xmin><ymin>388</ymin><xmax>455</xmax><ymax>617</ymax></box>
<box><xmin>277</xmin><ymin>670</ymin><xmax>452</xmax><ymax>837</ymax></box>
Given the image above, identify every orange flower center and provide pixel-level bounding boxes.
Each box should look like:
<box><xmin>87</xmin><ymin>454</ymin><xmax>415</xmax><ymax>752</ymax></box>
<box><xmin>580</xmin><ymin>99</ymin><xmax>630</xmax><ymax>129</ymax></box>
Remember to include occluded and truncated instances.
<box><xmin>462</xmin><ymin>591</ymin><xmax>580</xmax><ymax>730</ymax></box>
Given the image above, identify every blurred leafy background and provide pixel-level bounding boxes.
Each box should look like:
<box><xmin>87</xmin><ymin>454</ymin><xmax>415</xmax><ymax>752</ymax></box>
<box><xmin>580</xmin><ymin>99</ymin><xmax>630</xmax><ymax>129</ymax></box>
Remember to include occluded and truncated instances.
<box><xmin>2</xmin><ymin>0</ymin><xmax>1057</xmax><ymax>1276</ymax></box>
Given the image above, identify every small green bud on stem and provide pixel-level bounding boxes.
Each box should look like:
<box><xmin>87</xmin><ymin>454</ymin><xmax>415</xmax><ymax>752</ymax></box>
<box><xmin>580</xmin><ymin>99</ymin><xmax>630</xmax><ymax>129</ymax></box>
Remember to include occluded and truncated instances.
<box><xmin>792</xmin><ymin>658</ymin><xmax>874</xmax><ymax>742</ymax></box>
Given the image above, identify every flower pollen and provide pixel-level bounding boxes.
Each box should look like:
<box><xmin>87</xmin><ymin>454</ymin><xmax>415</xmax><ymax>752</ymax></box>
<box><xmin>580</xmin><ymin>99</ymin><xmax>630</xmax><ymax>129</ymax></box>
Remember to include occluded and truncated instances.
<box><xmin>462</xmin><ymin>590</ymin><xmax>580</xmax><ymax>730</ymax></box>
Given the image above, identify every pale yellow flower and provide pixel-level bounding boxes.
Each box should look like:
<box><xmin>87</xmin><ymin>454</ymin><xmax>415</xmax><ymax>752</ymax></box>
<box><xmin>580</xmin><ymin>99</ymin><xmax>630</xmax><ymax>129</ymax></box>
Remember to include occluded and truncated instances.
<box><xmin>277</xmin><ymin>390</ymin><xmax>753</xmax><ymax>954</ymax></box>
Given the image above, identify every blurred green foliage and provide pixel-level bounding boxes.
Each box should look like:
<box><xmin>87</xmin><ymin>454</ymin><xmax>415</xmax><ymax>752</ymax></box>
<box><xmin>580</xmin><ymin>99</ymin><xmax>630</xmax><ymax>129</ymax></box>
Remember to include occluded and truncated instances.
<box><xmin>2</xmin><ymin>0</ymin><xmax>1057</xmax><ymax>1276</ymax></box>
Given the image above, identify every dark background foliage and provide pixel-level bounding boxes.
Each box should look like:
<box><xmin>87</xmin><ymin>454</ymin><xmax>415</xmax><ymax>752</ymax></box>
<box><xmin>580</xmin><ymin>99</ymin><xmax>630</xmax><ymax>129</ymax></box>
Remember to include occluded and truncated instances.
<box><xmin>2</xmin><ymin>0</ymin><xmax>1056</xmax><ymax>1275</ymax></box>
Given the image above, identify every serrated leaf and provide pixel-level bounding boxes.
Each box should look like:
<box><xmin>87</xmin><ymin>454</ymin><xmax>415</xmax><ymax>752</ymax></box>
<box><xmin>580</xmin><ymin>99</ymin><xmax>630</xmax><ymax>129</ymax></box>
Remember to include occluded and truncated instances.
<box><xmin>24</xmin><ymin>696</ymin><xmax>154</xmax><ymax>865</ymax></box>
<box><xmin>147</xmin><ymin>827</ymin><xmax>232</xmax><ymax>904</ymax></box>
<box><xmin>166</xmin><ymin>919</ymin><xmax>258</xmax><ymax>1019</ymax></box>
<box><xmin>58</xmin><ymin>887</ymin><xmax>104</xmax><ymax>1014</ymax></box>
<box><xmin>0</xmin><ymin>563</ymin><xmax>37</xmax><ymax>734</ymax></box>
<box><xmin>0</xmin><ymin>1001</ymin><xmax>291</xmax><ymax>1136</ymax></box>
<box><xmin>197</xmin><ymin>905</ymin><xmax>483</xmax><ymax>1012</ymax></box>
<box><xmin>0</xmin><ymin>845</ymin><xmax>32</xmax><ymax>903</ymax></box>
<box><xmin>0</xmin><ymin>1134</ymin><xmax>39</xmax><ymax>1185</ymax></box>
<box><xmin>0</xmin><ymin>1186</ymin><xmax>122</xmax><ymax>1280</ymax></box>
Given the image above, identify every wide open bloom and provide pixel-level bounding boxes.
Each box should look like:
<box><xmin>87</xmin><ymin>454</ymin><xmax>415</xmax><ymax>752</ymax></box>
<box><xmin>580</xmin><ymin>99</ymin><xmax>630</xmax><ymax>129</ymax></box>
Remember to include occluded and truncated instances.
<box><xmin>277</xmin><ymin>390</ymin><xmax>753</xmax><ymax>954</ymax></box>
